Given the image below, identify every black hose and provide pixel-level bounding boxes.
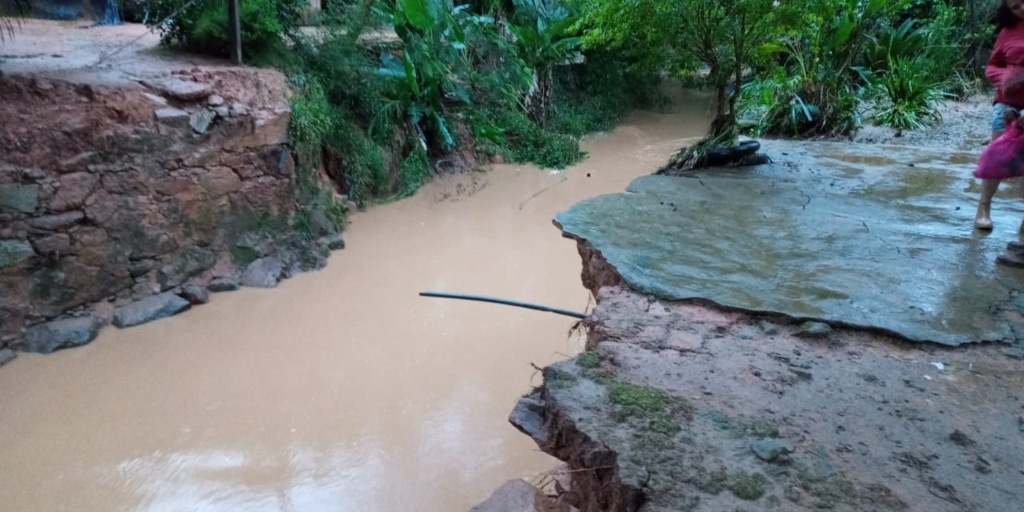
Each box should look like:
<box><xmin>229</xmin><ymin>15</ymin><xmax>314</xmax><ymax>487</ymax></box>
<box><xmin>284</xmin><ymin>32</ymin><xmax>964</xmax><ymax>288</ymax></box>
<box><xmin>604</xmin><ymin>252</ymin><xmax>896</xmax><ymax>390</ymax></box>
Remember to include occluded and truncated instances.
<box><xmin>419</xmin><ymin>291</ymin><xmax>587</xmax><ymax>319</ymax></box>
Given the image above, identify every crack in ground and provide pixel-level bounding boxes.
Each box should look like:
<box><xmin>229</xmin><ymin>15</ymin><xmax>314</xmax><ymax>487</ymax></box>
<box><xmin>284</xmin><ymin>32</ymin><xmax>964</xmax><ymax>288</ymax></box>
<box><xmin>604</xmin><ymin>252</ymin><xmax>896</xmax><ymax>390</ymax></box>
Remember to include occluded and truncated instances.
<box><xmin>795</xmin><ymin>186</ymin><xmax>812</xmax><ymax>209</ymax></box>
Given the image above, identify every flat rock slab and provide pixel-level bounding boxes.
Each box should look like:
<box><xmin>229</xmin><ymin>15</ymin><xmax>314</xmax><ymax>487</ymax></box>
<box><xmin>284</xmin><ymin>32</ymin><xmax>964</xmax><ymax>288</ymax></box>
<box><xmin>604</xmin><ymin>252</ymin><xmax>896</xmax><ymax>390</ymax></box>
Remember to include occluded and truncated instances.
<box><xmin>469</xmin><ymin>479</ymin><xmax>566</xmax><ymax>512</ymax></box>
<box><xmin>142</xmin><ymin>78</ymin><xmax>212</xmax><ymax>101</ymax></box>
<box><xmin>113</xmin><ymin>292</ymin><xmax>191</xmax><ymax>328</ymax></box>
<box><xmin>556</xmin><ymin>141</ymin><xmax>1024</xmax><ymax>346</ymax></box>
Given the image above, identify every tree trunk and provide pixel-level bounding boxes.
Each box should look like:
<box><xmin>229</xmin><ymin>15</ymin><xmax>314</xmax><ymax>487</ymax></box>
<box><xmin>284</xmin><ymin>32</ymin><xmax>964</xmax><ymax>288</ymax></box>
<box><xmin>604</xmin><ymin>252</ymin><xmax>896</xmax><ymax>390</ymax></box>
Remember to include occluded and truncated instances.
<box><xmin>708</xmin><ymin>80</ymin><xmax>738</xmax><ymax>146</ymax></box>
<box><xmin>526</xmin><ymin>66</ymin><xmax>553</xmax><ymax>127</ymax></box>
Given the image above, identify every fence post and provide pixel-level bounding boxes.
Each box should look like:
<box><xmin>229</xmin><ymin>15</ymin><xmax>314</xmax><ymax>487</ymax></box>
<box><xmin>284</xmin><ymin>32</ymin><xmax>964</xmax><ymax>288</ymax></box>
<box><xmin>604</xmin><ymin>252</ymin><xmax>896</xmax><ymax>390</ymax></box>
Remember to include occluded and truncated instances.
<box><xmin>228</xmin><ymin>0</ymin><xmax>242</xmax><ymax>65</ymax></box>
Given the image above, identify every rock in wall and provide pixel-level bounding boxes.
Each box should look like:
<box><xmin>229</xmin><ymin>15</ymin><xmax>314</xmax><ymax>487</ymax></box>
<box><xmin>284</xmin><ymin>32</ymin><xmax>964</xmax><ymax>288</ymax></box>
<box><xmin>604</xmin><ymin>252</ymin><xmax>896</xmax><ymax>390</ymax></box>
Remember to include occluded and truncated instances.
<box><xmin>0</xmin><ymin>68</ymin><xmax>344</xmax><ymax>355</ymax></box>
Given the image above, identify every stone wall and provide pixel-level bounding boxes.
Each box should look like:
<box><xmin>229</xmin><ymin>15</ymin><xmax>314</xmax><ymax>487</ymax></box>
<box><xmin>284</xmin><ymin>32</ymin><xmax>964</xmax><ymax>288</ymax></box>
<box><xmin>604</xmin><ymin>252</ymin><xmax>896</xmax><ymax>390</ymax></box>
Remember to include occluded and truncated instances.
<box><xmin>0</xmin><ymin>68</ymin><xmax>343</xmax><ymax>356</ymax></box>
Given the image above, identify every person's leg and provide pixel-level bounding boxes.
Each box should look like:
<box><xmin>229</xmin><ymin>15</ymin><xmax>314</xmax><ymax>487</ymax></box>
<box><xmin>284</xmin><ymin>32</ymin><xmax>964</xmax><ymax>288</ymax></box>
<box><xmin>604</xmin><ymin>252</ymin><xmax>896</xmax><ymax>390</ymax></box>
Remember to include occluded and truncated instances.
<box><xmin>976</xmin><ymin>179</ymin><xmax>1001</xmax><ymax>229</ymax></box>
<box><xmin>978</xmin><ymin>104</ymin><xmax>1014</xmax><ymax>229</ymax></box>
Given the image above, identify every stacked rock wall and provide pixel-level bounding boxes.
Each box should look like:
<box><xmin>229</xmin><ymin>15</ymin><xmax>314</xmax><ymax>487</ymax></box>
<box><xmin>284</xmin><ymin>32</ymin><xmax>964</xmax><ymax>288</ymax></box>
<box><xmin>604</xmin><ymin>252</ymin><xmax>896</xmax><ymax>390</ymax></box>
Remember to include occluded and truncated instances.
<box><xmin>0</xmin><ymin>69</ymin><xmax>342</xmax><ymax>355</ymax></box>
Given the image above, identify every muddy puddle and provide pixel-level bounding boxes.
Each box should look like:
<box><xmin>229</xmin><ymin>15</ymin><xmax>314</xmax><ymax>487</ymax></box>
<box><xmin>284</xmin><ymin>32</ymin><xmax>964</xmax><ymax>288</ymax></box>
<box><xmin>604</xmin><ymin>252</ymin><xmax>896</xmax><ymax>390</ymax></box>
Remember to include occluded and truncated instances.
<box><xmin>0</xmin><ymin>88</ymin><xmax>712</xmax><ymax>511</ymax></box>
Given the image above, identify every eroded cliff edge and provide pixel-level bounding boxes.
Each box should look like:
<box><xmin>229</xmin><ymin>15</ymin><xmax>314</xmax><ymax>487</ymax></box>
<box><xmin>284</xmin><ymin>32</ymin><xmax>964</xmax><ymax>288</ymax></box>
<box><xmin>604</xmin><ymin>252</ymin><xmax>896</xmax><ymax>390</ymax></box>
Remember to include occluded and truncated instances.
<box><xmin>0</xmin><ymin>69</ymin><xmax>344</xmax><ymax>355</ymax></box>
<box><xmin>505</xmin><ymin>209</ymin><xmax>1024</xmax><ymax>511</ymax></box>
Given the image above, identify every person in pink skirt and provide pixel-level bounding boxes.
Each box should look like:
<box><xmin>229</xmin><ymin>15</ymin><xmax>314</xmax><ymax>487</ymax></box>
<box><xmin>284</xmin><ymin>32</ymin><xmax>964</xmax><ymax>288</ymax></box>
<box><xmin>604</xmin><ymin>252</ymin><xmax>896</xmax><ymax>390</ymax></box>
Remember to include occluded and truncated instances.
<box><xmin>976</xmin><ymin>0</ymin><xmax>1024</xmax><ymax>230</ymax></box>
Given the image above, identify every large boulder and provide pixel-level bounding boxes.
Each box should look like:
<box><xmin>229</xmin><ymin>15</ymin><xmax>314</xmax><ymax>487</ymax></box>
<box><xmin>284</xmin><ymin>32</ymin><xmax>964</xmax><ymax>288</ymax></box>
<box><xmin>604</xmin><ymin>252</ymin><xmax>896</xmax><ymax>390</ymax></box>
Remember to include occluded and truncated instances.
<box><xmin>20</xmin><ymin>316</ymin><xmax>101</xmax><ymax>353</ymax></box>
<box><xmin>240</xmin><ymin>257</ymin><xmax>283</xmax><ymax>288</ymax></box>
<box><xmin>469</xmin><ymin>480</ymin><xmax>566</xmax><ymax>512</ymax></box>
<box><xmin>113</xmin><ymin>293</ymin><xmax>191</xmax><ymax>328</ymax></box>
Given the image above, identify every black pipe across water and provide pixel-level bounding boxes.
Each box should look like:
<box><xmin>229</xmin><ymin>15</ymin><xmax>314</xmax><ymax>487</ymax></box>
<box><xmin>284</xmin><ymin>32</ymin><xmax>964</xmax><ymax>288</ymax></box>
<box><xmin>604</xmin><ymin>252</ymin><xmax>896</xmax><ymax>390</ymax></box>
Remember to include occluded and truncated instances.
<box><xmin>419</xmin><ymin>291</ymin><xmax>587</xmax><ymax>319</ymax></box>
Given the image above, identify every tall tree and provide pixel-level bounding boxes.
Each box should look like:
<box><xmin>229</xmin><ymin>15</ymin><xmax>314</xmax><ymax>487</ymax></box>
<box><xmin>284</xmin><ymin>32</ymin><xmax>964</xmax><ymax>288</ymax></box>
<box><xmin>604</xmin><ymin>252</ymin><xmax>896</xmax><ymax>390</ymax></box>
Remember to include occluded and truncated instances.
<box><xmin>574</xmin><ymin>0</ymin><xmax>794</xmax><ymax>168</ymax></box>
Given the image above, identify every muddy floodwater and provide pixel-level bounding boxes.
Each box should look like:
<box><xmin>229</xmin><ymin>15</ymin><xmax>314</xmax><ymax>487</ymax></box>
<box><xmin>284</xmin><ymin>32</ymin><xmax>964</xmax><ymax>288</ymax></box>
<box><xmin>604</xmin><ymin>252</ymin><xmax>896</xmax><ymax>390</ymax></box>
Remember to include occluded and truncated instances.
<box><xmin>0</xmin><ymin>89</ymin><xmax>712</xmax><ymax>512</ymax></box>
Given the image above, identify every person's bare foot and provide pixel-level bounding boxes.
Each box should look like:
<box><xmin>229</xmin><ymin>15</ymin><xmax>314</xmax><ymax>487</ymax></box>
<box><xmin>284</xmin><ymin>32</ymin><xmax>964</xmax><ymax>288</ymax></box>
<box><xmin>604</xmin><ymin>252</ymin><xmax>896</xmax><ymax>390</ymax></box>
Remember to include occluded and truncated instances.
<box><xmin>975</xmin><ymin>201</ymin><xmax>993</xmax><ymax>230</ymax></box>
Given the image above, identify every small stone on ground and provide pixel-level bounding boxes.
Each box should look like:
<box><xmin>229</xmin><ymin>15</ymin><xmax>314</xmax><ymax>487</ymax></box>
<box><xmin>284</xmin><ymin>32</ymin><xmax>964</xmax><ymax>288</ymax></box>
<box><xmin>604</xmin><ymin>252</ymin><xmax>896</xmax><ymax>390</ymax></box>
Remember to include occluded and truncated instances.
<box><xmin>796</xmin><ymin>321</ymin><xmax>832</xmax><ymax>338</ymax></box>
<box><xmin>177</xmin><ymin>284</ymin><xmax>210</xmax><ymax>305</ymax></box>
<box><xmin>0</xmin><ymin>348</ymin><xmax>17</xmax><ymax>367</ymax></box>
<box><xmin>751</xmin><ymin>438</ymin><xmax>795</xmax><ymax>462</ymax></box>
<box><xmin>208</xmin><ymin>277</ymin><xmax>240</xmax><ymax>292</ymax></box>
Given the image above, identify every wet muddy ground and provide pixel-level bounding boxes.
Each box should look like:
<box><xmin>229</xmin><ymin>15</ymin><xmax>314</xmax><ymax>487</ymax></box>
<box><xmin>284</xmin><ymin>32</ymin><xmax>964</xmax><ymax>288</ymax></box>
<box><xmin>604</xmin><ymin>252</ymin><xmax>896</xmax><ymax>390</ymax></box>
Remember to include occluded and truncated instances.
<box><xmin>513</xmin><ymin>286</ymin><xmax>1024</xmax><ymax>512</ymax></box>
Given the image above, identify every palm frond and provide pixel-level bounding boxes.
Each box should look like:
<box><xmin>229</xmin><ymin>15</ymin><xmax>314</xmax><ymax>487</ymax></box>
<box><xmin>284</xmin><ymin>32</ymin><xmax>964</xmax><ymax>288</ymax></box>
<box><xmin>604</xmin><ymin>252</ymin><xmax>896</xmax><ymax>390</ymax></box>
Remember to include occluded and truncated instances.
<box><xmin>1</xmin><ymin>0</ymin><xmax>31</xmax><ymax>43</ymax></box>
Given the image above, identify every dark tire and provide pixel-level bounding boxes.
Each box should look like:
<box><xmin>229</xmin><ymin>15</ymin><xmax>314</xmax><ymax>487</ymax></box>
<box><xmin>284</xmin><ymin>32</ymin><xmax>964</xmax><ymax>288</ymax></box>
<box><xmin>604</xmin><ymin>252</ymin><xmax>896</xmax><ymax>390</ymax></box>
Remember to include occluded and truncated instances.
<box><xmin>703</xmin><ymin>140</ymin><xmax>761</xmax><ymax>166</ymax></box>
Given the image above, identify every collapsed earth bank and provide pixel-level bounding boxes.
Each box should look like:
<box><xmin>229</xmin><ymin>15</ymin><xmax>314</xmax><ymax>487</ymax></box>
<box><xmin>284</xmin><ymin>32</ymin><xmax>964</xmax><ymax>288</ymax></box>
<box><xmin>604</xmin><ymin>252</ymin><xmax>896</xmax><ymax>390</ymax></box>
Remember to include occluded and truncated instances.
<box><xmin>496</xmin><ymin>219</ymin><xmax>1024</xmax><ymax>512</ymax></box>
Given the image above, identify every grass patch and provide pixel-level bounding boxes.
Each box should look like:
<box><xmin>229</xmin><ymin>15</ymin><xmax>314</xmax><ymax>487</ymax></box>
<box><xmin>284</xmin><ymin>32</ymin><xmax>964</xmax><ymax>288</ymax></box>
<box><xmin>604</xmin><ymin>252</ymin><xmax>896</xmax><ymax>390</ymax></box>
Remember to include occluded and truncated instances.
<box><xmin>582</xmin><ymin>368</ymin><xmax>615</xmax><ymax>385</ymax></box>
<box><xmin>729</xmin><ymin>471</ymin><xmax>768</xmax><ymax>501</ymax></box>
<box><xmin>576</xmin><ymin>350</ymin><xmax>601</xmax><ymax>369</ymax></box>
<box><xmin>699</xmin><ymin>468</ymin><xmax>730</xmax><ymax>494</ymax></box>
<box><xmin>608</xmin><ymin>380</ymin><xmax>690</xmax><ymax>434</ymax></box>
<box><xmin>466</xmin><ymin>107</ymin><xmax>586</xmax><ymax>169</ymax></box>
<box><xmin>395</xmin><ymin>146</ymin><xmax>432</xmax><ymax>199</ymax></box>
<box><xmin>544</xmin><ymin>367</ymin><xmax>579</xmax><ymax>389</ymax></box>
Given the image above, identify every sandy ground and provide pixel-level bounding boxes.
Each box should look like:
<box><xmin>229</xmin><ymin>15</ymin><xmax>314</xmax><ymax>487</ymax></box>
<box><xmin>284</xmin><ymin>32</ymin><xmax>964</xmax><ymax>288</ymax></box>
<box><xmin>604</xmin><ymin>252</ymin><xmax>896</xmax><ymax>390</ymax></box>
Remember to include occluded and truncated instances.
<box><xmin>847</xmin><ymin>94</ymin><xmax>994</xmax><ymax>152</ymax></box>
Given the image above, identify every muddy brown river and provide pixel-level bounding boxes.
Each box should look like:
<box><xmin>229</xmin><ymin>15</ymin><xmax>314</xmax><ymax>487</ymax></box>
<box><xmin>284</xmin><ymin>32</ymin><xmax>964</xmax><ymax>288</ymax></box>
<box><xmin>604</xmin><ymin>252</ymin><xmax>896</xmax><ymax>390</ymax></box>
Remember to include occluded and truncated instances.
<box><xmin>0</xmin><ymin>89</ymin><xmax>711</xmax><ymax>512</ymax></box>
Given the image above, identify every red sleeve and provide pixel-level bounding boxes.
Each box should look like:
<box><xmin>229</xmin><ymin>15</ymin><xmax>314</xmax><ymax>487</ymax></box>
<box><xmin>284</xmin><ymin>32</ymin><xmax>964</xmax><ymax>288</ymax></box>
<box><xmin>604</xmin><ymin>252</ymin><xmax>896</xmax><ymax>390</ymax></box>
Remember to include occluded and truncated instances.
<box><xmin>988</xmin><ymin>29</ymin><xmax>1010</xmax><ymax>89</ymax></box>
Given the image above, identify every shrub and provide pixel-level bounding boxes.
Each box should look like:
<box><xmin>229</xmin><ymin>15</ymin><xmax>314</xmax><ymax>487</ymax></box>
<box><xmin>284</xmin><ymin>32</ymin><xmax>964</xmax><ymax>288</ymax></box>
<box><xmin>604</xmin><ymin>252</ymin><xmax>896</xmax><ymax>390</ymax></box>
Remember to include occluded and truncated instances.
<box><xmin>141</xmin><ymin>0</ymin><xmax>304</xmax><ymax>61</ymax></box>
<box><xmin>465</xmin><ymin>107</ymin><xmax>585</xmax><ymax>169</ymax></box>
<box><xmin>871</xmin><ymin>57</ymin><xmax>947</xmax><ymax>131</ymax></box>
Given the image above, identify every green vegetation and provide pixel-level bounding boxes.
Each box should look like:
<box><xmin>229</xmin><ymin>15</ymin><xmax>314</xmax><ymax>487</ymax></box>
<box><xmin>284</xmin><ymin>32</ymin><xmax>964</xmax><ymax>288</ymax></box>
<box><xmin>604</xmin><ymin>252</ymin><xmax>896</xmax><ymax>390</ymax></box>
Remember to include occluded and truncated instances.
<box><xmin>141</xmin><ymin>0</ymin><xmax>304</xmax><ymax>61</ymax></box>
<box><xmin>137</xmin><ymin>0</ymin><xmax>999</xmax><ymax>192</ymax></box>
<box><xmin>134</xmin><ymin>0</ymin><xmax>661</xmax><ymax>207</ymax></box>
<box><xmin>729</xmin><ymin>470</ymin><xmax>768</xmax><ymax>500</ymax></box>
<box><xmin>608</xmin><ymin>380</ymin><xmax>690</xmax><ymax>434</ymax></box>
<box><xmin>575</xmin><ymin>350</ymin><xmax>600</xmax><ymax>369</ymax></box>
<box><xmin>571</xmin><ymin>0</ymin><xmax>997</xmax><ymax>168</ymax></box>
<box><xmin>696</xmin><ymin>468</ymin><xmax>730</xmax><ymax>494</ymax></box>
<box><xmin>736</xmin><ymin>0</ymin><xmax>990</xmax><ymax>138</ymax></box>
<box><xmin>544</xmin><ymin>366</ymin><xmax>579</xmax><ymax>389</ymax></box>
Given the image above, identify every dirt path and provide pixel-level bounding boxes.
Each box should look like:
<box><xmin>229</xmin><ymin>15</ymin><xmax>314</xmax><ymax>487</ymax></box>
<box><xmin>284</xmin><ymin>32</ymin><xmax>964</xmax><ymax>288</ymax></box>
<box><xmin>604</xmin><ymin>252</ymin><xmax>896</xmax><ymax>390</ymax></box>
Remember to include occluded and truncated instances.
<box><xmin>0</xmin><ymin>19</ymin><xmax>229</xmax><ymax>84</ymax></box>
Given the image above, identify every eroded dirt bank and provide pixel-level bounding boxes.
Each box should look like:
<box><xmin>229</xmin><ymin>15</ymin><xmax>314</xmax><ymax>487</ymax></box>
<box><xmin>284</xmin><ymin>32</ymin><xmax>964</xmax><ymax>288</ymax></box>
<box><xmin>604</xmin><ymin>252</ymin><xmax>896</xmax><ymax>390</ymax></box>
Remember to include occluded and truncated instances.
<box><xmin>509</xmin><ymin>237</ymin><xmax>1024</xmax><ymax>511</ymax></box>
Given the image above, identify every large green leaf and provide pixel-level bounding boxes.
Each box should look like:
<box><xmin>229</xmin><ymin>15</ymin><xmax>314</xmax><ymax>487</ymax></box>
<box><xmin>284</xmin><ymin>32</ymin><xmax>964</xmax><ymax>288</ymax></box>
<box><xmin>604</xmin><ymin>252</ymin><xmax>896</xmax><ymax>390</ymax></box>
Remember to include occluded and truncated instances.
<box><xmin>399</xmin><ymin>0</ymin><xmax>433</xmax><ymax>31</ymax></box>
<box><xmin>830</xmin><ymin>18</ymin><xmax>855</xmax><ymax>50</ymax></box>
<box><xmin>402</xmin><ymin>50</ymin><xmax>421</xmax><ymax>97</ymax></box>
<box><xmin>433</xmin><ymin>111</ymin><xmax>455</xmax><ymax>148</ymax></box>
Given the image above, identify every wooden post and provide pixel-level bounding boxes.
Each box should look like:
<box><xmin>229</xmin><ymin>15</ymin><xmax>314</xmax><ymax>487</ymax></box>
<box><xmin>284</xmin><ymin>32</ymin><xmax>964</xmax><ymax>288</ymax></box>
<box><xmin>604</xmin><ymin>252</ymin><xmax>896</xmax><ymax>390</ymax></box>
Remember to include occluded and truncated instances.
<box><xmin>228</xmin><ymin>0</ymin><xmax>242</xmax><ymax>65</ymax></box>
